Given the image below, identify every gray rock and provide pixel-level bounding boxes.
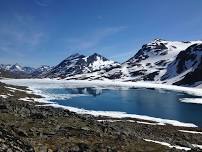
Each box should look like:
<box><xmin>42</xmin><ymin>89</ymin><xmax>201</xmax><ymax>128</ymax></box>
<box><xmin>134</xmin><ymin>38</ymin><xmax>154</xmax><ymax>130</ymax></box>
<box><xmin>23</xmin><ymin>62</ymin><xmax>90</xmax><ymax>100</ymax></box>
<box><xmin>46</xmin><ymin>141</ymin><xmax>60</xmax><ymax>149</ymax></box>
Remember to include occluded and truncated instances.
<box><xmin>16</xmin><ymin>128</ymin><xmax>28</xmax><ymax>137</ymax></box>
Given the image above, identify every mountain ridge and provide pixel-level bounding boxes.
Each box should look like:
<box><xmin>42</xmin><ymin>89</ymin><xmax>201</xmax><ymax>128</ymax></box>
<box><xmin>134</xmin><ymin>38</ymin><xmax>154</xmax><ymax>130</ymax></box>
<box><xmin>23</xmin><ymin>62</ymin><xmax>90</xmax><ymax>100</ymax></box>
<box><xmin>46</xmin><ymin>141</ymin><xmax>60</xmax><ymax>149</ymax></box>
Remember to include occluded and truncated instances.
<box><xmin>0</xmin><ymin>64</ymin><xmax>51</xmax><ymax>78</ymax></box>
<box><xmin>1</xmin><ymin>39</ymin><xmax>202</xmax><ymax>87</ymax></box>
<box><xmin>43</xmin><ymin>53</ymin><xmax>120</xmax><ymax>78</ymax></box>
<box><xmin>44</xmin><ymin>39</ymin><xmax>202</xmax><ymax>87</ymax></box>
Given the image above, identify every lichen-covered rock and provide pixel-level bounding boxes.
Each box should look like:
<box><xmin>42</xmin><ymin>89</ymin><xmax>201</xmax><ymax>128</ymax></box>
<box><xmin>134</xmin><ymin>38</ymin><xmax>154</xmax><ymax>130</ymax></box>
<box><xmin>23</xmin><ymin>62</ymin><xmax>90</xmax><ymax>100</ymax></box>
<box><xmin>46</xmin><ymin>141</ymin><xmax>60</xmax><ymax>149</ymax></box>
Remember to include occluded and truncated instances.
<box><xmin>0</xmin><ymin>126</ymin><xmax>34</xmax><ymax>152</ymax></box>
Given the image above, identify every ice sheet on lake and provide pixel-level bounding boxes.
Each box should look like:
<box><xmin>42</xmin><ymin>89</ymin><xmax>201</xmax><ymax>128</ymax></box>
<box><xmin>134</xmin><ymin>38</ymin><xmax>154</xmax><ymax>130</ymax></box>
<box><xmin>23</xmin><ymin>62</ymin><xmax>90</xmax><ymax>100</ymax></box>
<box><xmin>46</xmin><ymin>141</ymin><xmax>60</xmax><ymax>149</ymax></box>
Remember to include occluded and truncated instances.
<box><xmin>179</xmin><ymin>130</ymin><xmax>202</xmax><ymax>134</ymax></box>
<box><xmin>2</xmin><ymin>79</ymin><xmax>202</xmax><ymax>97</ymax></box>
<box><xmin>180</xmin><ymin>98</ymin><xmax>202</xmax><ymax>104</ymax></box>
<box><xmin>1</xmin><ymin>78</ymin><xmax>201</xmax><ymax>128</ymax></box>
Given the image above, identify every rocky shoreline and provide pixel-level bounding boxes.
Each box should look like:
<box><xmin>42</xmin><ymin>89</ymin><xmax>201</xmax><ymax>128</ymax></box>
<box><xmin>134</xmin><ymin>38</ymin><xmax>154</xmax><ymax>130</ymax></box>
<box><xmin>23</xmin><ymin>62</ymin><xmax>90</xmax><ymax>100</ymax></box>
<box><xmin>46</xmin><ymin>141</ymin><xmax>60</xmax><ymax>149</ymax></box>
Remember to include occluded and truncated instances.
<box><xmin>1</xmin><ymin>82</ymin><xmax>202</xmax><ymax>152</ymax></box>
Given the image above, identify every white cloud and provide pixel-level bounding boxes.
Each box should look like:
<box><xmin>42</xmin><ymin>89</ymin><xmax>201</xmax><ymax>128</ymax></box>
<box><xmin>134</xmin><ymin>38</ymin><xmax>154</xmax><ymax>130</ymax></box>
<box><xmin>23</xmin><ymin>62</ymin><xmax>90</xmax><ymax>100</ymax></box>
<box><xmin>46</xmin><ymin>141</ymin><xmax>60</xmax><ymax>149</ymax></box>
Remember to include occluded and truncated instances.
<box><xmin>97</xmin><ymin>15</ymin><xmax>103</xmax><ymax>20</ymax></box>
<box><xmin>65</xmin><ymin>26</ymin><xmax>127</xmax><ymax>50</ymax></box>
<box><xmin>0</xmin><ymin>13</ymin><xmax>45</xmax><ymax>55</ymax></box>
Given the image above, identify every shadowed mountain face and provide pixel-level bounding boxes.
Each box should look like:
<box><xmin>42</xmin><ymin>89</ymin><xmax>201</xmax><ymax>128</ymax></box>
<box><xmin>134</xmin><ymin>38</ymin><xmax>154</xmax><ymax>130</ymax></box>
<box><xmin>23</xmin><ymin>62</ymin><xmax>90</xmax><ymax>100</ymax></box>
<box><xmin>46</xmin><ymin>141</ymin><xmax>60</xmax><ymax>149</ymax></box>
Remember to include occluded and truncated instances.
<box><xmin>44</xmin><ymin>53</ymin><xmax>87</xmax><ymax>78</ymax></box>
<box><xmin>172</xmin><ymin>44</ymin><xmax>202</xmax><ymax>86</ymax></box>
<box><xmin>30</xmin><ymin>65</ymin><xmax>52</xmax><ymax>78</ymax></box>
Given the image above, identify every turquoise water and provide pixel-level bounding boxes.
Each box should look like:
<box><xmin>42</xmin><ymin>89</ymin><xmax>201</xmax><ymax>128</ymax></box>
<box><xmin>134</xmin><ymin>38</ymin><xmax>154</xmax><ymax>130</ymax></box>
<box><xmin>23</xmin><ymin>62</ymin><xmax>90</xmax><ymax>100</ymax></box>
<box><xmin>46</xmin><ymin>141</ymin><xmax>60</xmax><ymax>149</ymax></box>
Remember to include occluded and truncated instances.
<box><xmin>42</xmin><ymin>87</ymin><xmax>202</xmax><ymax>127</ymax></box>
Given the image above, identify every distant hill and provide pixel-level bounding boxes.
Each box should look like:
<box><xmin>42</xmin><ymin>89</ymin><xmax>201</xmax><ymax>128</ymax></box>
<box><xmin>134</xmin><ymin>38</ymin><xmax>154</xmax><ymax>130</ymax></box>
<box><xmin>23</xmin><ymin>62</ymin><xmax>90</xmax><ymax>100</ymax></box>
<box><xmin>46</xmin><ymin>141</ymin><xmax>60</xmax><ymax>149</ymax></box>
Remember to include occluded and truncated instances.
<box><xmin>0</xmin><ymin>64</ymin><xmax>51</xmax><ymax>78</ymax></box>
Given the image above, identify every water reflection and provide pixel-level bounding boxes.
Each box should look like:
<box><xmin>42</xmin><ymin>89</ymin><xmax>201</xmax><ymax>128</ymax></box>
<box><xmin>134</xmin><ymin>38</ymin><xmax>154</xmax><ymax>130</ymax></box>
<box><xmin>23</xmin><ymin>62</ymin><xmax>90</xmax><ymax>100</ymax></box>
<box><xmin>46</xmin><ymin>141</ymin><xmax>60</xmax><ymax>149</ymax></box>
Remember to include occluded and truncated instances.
<box><xmin>64</xmin><ymin>87</ymin><xmax>103</xmax><ymax>96</ymax></box>
<box><xmin>43</xmin><ymin>87</ymin><xmax>202</xmax><ymax>127</ymax></box>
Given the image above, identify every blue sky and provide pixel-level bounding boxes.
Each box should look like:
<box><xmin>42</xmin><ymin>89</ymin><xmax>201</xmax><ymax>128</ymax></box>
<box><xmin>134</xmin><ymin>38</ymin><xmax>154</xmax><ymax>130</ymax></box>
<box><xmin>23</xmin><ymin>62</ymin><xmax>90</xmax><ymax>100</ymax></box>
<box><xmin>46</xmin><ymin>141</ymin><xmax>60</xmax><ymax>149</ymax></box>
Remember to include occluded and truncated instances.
<box><xmin>1</xmin><ymin>0</ymin><xmax>202</xmax><ymax>67</ymax></box>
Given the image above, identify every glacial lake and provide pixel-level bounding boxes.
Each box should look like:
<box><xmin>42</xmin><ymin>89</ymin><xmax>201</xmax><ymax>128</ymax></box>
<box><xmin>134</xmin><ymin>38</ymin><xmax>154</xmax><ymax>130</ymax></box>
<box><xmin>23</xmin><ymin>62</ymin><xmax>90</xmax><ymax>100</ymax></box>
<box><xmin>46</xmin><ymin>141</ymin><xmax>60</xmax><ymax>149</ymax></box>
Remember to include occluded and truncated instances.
<box><xmin>40</xmin><ymin>86</ymin><xmax>202</xmax><ymax>127</ymax></box>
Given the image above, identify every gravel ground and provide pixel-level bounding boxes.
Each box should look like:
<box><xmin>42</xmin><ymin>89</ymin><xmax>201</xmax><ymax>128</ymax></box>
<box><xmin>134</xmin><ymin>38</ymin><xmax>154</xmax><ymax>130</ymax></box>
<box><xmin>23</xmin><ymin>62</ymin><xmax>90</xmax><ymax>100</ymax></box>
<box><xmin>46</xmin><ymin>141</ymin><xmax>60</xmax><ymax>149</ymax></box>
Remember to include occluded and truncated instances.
<box><xmin>0</xmin><ymin>82</ymin><xmax>202</xmax><ymax>152</ymax></box>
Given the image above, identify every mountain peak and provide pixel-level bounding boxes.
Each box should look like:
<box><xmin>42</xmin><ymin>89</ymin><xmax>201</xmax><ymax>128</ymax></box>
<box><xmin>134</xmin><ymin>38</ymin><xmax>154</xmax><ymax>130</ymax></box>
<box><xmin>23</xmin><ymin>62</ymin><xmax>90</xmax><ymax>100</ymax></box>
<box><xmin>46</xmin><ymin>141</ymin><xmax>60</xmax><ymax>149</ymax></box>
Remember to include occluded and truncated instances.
<box><xmin>10</xmin><ymin>63</ymin><xmax>23</xmax><ymax>72</ymax></box>
<box><xmin>65</xmin><ymin>53</ymin><xmax>85</xmax><ymax>60</ymax></box>
<box><xmin>91</xmin><ymin>53</ymin><xmax>102</xmax><ymax>56</ymax></box>
<box><xmin>13</xmin><ymin>63</ymin><xmax>21</xmax><ymax>66</ymax></box>
<box><xmin>88</xmin><ymin>53</ymin><xmax>108</xmax><ymax>62</ymax></box>
<box><xmin>44</xmin><ymin>52</ymin><xmax>120</xmax><ymax>78</ymax></box>
<box><xmin>38</xmin><ymin>65</ymin><xmax>51</xmax><ymax>69</ymax></box>
<box><xmin>153</xmin><ymin>38</ymin><xmax>166</xmax><ymax>42</ymax></box>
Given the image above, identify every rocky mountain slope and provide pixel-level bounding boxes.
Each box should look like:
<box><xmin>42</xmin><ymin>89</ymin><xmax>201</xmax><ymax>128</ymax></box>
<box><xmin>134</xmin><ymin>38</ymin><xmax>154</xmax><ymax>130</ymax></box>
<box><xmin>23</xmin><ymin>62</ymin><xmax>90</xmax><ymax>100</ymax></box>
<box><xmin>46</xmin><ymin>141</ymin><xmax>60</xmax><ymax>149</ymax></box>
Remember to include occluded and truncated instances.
<box><xmin>163</xmin><ymin>43</ymin><xmax>202</xmax><ymax>86</ymax></box>
<box><xmin>118</xmin><ymin>39</ymin><xmax>202</xmax><ymax>83</ymax></box>
<box><xmin>0</xmin><ymin>63</ymin><xmax>35</xmax><ymax>74</ymax></box>
<box><xmin>30</xmin><ymin>65</ymin><xmax>52</xmax><ymax>77</ymax></box>
<box><xmin>44</xmin><ymin>53</ymin><xmax>120</xmax><ymax>79</ymax></box>
<box><xmin>43</xmin><ymin>39</ymin><xmax>202</xmax><ymax>87</ymax></box>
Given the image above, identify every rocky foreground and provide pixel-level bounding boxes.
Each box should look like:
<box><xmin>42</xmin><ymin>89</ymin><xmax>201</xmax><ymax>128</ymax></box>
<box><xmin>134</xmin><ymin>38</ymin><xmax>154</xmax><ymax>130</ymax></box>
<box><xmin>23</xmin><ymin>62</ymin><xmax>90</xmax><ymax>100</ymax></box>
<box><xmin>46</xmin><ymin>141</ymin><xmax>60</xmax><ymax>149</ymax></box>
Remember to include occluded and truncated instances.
<box><xmin>0</xmin><ymin>82</ymin><xmax>202</xmax><ymax>152</ymax></box>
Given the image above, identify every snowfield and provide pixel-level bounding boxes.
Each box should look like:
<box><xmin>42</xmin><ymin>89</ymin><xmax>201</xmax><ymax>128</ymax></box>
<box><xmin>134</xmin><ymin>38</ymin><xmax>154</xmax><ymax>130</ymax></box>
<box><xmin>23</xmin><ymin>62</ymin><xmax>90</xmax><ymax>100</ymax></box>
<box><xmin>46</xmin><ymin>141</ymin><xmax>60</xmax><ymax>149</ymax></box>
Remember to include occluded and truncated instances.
<box><xmin>180</xmin><ymin>98</ymin><xmax>202</xmax><ymax>104</ymax></box>
<box><xmin>1</xmin><ymin>78</ymin><xmax>202</xmax><ymax>128</ymax></box>
<box><xmin>2</xmin><ymin>78</ymin><xmax>202</xmax><ymax>96</ymax></box>
<box><xmin>144</xmin><ymin>139</ymin><xmax>191</xmax><ymax>151</ymax></box>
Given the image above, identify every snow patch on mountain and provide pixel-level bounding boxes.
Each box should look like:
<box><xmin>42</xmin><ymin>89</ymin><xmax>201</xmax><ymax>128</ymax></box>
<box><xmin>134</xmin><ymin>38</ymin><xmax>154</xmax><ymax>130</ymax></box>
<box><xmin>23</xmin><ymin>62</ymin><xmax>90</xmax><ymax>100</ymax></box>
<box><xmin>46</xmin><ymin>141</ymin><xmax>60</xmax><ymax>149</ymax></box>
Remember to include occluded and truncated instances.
<box><xmin>121</xmin><ymin>39</ymin><xmax>202</xmax><ymax>82</ymax></box>
<box><xmin>0</xmin><ymin>63</ymin><xmax>51</xmax><ymax>78</ymax></box>
<box><xmin>161</xmin><ymin>43</ymin><xmax>202</xmax><ymax>86</ymax></box>
<box><xmin>89</xmin><ymin>56</ymin><xmax>115</xmax><ymax>71</ymax></box>
<box><xmin>0</xmin><ymin>63</ymin><xmax>35</xmax><ymax>73</ymax></box>
<box><xmin>44</xmin><ymin>53</ymin><xmax>120</xmax><ymax>78</ymax></box>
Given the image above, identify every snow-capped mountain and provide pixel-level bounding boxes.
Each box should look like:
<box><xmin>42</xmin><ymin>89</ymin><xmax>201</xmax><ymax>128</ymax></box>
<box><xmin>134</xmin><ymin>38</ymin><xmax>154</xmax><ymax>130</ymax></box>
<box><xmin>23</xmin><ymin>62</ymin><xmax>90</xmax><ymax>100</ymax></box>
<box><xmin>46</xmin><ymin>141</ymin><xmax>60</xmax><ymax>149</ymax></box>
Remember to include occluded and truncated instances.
<box><xmin>37</xmin><ymin>65</ymin><xmax>52</xmax><ymax>72</ymax></box>
<box><xmin>116</xmin><ymin>39</ymin><xmax>202</xmax><ymax>82</ymax></box>
<box><xmin>0</xmin><ymin>63</ymin><xmax>34</xmax><ymax>78</ymax></box>
<box><xmin>0</xmin><ymin>64</ymin><xmax>12</xmax><ymax>71</ymax></box>
<box><xmin>44</xmin><ymin>53</ymin><xmax>120</xmax><ymax>78</ymax></box>
<box><xmin>22</xmin><ymin>66</ymin><xmax>36</xmax><ymax>74</ymax></box>
<box><xmin>162</xmin><ymin>43</ymin><xmax>202</xmax><ymax>86</ymax></box>
<box><xmin>0</xmin><ymin>63</ymin><xmax>35</xmax><ymax>73</ymax></box>
<box><xmin>9</xmin><ymin>63</ymin><xmax>24</xmax><ymax>72</ymax></box>
<box><xmin>0</xmin><ymin>63</ymin><xmax>51</xmax><ymax>78</ymax></box>
<box><xmin>47</xmin><ymin>39</ymin><xmax>202</xmax><ymax>87</ymax></box>
<box><xmin>31</xmin><ymin>65</ymin><xmax>52</xmax><ymax>77</ymax></box>
<box><xmin>1</xmin><ymin>39</ymin><xmax>202</xmax><ymax>87</ymax></box>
